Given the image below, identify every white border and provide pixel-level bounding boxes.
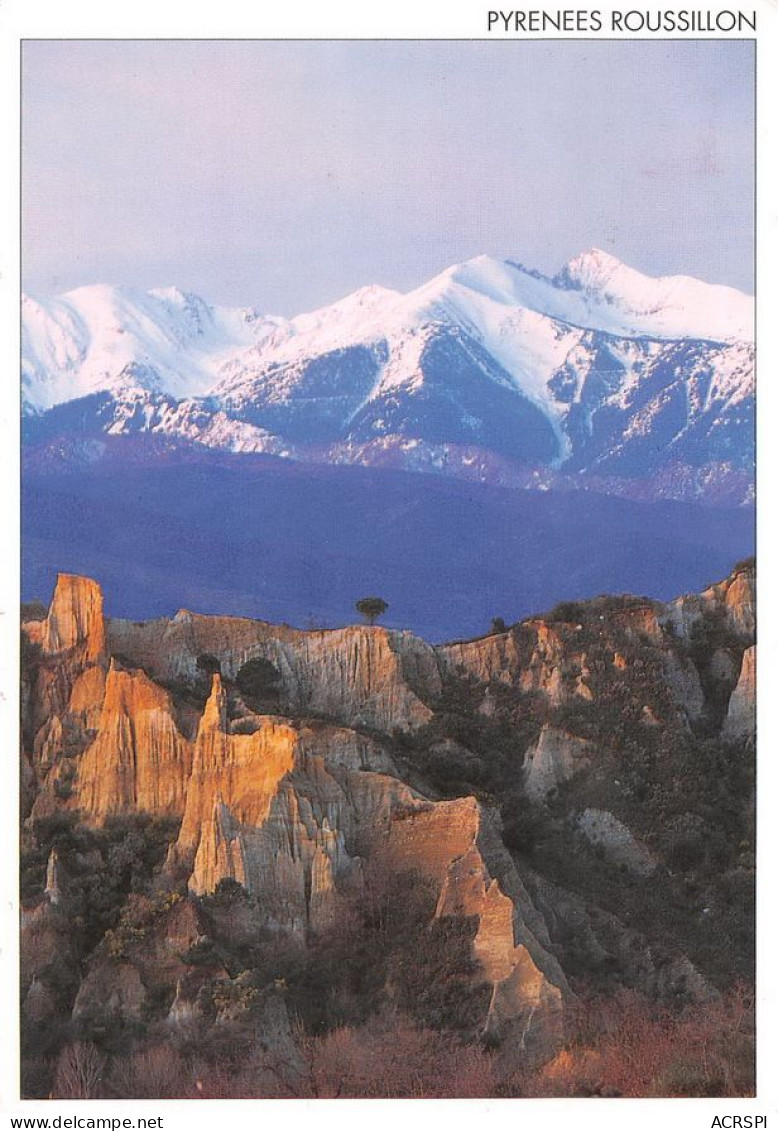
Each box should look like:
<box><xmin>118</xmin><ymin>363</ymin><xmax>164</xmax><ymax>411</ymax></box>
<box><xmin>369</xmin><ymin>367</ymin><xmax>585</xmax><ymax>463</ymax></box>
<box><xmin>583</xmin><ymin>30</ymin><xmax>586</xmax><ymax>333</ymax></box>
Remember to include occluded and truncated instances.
<box><xmin>1</xmin><ymin>4</ymin><xmax>775</xmax><ymax>1129</ymax></box>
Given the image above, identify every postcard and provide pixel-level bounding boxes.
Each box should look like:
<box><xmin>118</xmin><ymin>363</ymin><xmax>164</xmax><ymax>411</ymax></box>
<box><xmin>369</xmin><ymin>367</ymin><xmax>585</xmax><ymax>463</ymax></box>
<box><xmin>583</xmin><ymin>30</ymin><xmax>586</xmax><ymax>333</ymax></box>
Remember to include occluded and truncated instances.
<box><xmin>2</xmin><ymin>2</ymin><xmax>774</xmax><ymax>1126</ymax></box>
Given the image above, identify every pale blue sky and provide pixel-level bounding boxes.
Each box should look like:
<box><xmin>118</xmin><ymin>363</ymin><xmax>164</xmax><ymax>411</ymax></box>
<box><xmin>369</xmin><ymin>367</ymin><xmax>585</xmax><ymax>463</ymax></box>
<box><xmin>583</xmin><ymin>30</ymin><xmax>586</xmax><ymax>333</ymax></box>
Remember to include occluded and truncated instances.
<box><xmin>22</xmin><ymin>40</ymin><xmax>754</xmax><ymax>313</ymax></box>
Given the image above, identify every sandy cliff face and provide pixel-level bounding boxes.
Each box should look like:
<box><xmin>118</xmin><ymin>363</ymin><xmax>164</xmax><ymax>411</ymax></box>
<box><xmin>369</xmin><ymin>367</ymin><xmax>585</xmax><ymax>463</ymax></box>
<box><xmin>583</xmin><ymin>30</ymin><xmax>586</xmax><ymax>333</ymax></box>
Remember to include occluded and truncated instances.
<box><xmin>723</xmin><ymin>644</ymin><xmax>756</xmax><ymax>741</ymax></box>
<box><xmin>374</xmin><ymin>795</ymin><xmax>569</xmax><ymax>1043</ymax></box>
<box><xmin>441</xmin><ymin>619</ymin><xmax>597</xmax><ymax>703</ymax></box>
<box><xmin>523</xmin><ymin>726</ymin><xmax>593</xmax><ymax>803</ymax></box>
<box><xmin>75</xmin><ymin>662</ymin><xmax>193</xmax><ymax>819</ymax></box>
<box><xmin>25</xmin><ymin>573</ymin><xmax>106</xmax><ymax>661</ymax></box>
<box><xmin>165</xmin><ymin>675</ymin><xmax>425</xmax><ymax>930</ymax></box>
<box><xmin>21</xmin><ymin>565</ymin><xmax>757</xmax><ymax>832</ymax></box>
<box><xmin>68</xmin><ymin>665</ymin><xmax>107</xmax><ymax>730</ymax></box>
<box><xmin>171</xmin><ymin>675</ymin><xmax>424</xmax><ymax>933</ymax></box>
<box><xmin>22</xmin><ymin>575</ymin><xmax>112</xmax><ymax>817</ymax></box>
<box><xmin>440</xmin><ymin>607</ymin><xmax>667</xmax><ymax>708</ymax></box>
<box><xmin>441</xmin><ymin>629</ymin><xmax>530</xmax><ymax>688</ymax></box>
<box><xmin>441</xmin><ymin>570</ymin><xmax>756</xmax><ymax>735</ymax></box>
<box><xmin>27</xmin><ymin>565</ymin><xmax>754</xmax><ymax>763</ymax></box>
<box><xmin>108</xmin><ymin>614</ymin><xmax>440</xmax><ymax>732</ymax></box>
<box><xmin>663</xmin><ymin>562</ymin><xmax>755</xmax><ymax>643</ymax></box>
<box><xmin>159</xmin><ymin>675</ymin><xmax>569</xmax><ymax>1044</ymax></box>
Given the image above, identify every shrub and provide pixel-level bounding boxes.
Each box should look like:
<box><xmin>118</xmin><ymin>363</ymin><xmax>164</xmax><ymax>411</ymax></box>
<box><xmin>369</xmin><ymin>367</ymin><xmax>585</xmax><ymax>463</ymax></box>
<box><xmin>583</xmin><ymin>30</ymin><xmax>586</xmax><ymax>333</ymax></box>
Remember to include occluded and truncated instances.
<box><xmin>203</xmin><ymin>876</ymin><xmax>248</xmax><ymax>908</ymax></box>
<box><xmin>20</xmin><ymin>630</ymin><xmax>43</xmax><ymax>669</ymax></box>
<box><xmin>196</xmin><ymin>653</ymin><xmax>222</xmax><ymax>677</ymax></box>
<box><xmin>501</xmin><ymin>802</ymin><xmax>546</xmax><ymax>855</ymax></box>
<box><xmin>510</xmin><ymin>985</ymin><xmax>755</xmax><ymax>1098</ymax></box>
<box><xmin>547</xmin><ymin>601</ymin><xmax>587</xmax><ymax>624</ymax></box>
<box><xmin>51</xmin><ymin>1041</ymin><xmax>106</xmax><ymax>1099</ymax></box>
<box><xmin>107</xmin><ymin>1045</ymin><xmax>193</xmax><ymax>1099</ymax></box>
<box><xmin>235</xmin><ymin>658</ymin><xmax>281</xmax><ymax>706</ymax></box>
<box><xmin>300</xmin><ymin>1009</ymin><xmax>497</xmax><ymax>1098</ymax></box>
<box><xmin>181</xmin><ymin>937</ymin><xmax>221</xmax><ymax>967</ymax></box>
<box><xmin>21</xmin><ymin>600</ymin><xmax>48</xmax><ymax>622</ymax></box>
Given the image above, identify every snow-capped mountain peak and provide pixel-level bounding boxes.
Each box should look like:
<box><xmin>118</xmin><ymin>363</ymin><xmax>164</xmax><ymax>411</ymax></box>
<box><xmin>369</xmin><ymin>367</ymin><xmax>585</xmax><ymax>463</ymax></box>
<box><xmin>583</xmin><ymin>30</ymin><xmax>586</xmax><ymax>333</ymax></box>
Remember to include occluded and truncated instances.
<box><xmin>21</xmin><ymin>250</ymin><xmax>754</xmax><ymax>504</ymax></box>
<box><xmin>21</xmin><ymin>283</ymin><xmax>275</xmax><ymax>413</ymax></box>
<box><xmin>395</xmin><ymin>249</ymin><xmax>753</xmax><ymax>345</ymax></box>
<box><xmin>552</xmin><ymin>248</ymin><xmax>752</xmax><ymax>342</ymax></box>
<box><xmin>22</xmin><ymin>250</ymin><xmax>753</xmax><ymax>417</ymax></box>
<box><xmin>556</xmin><ymin>246</ymin><xmax>626</xmax><ymax>286</ymax></box>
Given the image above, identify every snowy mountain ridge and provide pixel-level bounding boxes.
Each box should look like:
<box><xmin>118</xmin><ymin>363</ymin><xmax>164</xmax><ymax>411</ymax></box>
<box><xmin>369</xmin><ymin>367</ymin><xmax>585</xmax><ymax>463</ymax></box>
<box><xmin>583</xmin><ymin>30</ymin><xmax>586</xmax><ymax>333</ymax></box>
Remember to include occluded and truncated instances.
<box><xmin>21</xmin><ymin>251</ymin><xmax>754</xmax><ymax>502</ymax></box>
<box><xmin>22</xmin><ymin>283</ymin><xmax>280</xmax><ymax>413</ymax></box>
<box><xmin>23</xmin><ymin>250</ymin><xmax>753</xmax><ymax>413</ymax></box>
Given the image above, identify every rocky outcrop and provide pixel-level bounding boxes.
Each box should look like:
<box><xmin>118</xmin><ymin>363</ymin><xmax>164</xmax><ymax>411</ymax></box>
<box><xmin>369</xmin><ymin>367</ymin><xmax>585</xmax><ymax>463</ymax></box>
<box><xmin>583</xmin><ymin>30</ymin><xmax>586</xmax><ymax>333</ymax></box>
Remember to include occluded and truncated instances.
<box><xmin>68</xmin><ymin>665</ymin><xmax>107</xmax><ymax>730</ymax></box>
<box><xmin>22</xmin><ymin>579</ymin><xmax>438</xmax><ymax>755</ymax></box>
<box><xmin>33</xmin><ymin>714</ymin><xmax>64</xmax><ymax>772</ymax></box>
<box><xmin>25</xmin><ymin>573</ymin><xmax>106</xmax><ymax>661</ymax></box>
<box><xmin>246</xmin><ymin>990</ymin><xmax>308</xmax><ymax>1094</ymax></box>
<box><xmin>72</xmin><ymin>961</ymin><xmax>147</xmax><ymax>1024</ymax></box>
<box><xmin>171</xmin><ymin>676</ymin><xmax>424</xmax><ymax>933</ymax></box>
<box><xmin>523</xmin><ymin>726</ymin><xmax>593</xmax><ymax>802</ymax></box>
<box><xmin>378</xmin><ymin>796</ymin><xmax>569</xmax><ymax>1047</ymax></box>
<box><xmin>441</xmin><ymin>613</ymin><xmax>658</xmax><ymax>707</ymax></box>
<box><xmin>23</xmin><ymin>978</ymin><xmax>57</xmax><ymax>1028</ymax></box>
<box><xmin>663</xmin><ymin>561</ymin><xmax>755</xmax><ymax>643</ymax></box>
<box><xmin>18</xmin><ymin>561</ymin><xmax>755</xmax><ymax>1076</ymax></box>
<box><xmin>723</xmin><ymin>645</ymin><xmax>756</xmax><ymax>741</ymax></box>
<box><xmin>106</xmin><ymin>894</ymin><xmax>216</xmax><ymax>1011</ymax></box>
<box><xmin>577</xmin><ymin>809</ymin><xmax>657</xmax><ymax>878</ymax></box>
<box><xmin>22</xmin><ymin>576</ymin><xmax>110</xmax><ymax>789</ymax></box>
<box><xmin>160</xmin><ymin>676</ymin><xmax>569</xmax><ymax>1047</ymax></box>
<box><xmin>441</xmin><ymin>620</ymin><xmax>598</xmax><ymax>703</ymax></box>
<box><xmin>75</xmin><ymin>662</ymin><xmax>193</xmax><ymax>819</ymax></box>
<box><xmin>663</xmin><ymin>653</ymin><xmax>706</xmax><ymax>722</ymax></box>
<box><xmin>45</xmin><ymin>849</ymin><xmax>64</xmax><ymax>905</ymax></box>
<box><xmin>20</xmin><ymin>751</ymin><xmax>36</xmax><ymax>818</ymax></box>
<box><xmin>441</xmin><ymin>629</ymin><xmax>531</xmax><ymax>688</ymax></box>
<box><xmin>20</xmin><ymin>902</ymin><xmax>76</xmax><ymax>992</ymax></box>
<box><xmin>522</xmin><ymin>866</ymin><xmax>716</xmax><ymax>1004</ymax></box>
<box><xmin>24</xmin><ymin>562</ymin><xmax>755</xmax><ymax>754</ymax></box>
<box><xmin>109</xmin><ymin>614</ymin><xmax>440</xmax><ymax>732</ymax></box>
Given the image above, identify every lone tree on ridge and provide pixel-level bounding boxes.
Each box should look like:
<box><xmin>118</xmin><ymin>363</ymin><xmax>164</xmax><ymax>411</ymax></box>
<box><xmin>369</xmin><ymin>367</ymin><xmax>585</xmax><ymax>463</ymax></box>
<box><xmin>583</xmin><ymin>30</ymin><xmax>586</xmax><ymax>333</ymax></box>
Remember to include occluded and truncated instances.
<box><xmin>356</xmin><ymin>597</ymin><xmax>389</xmax><ymax>626</ymax></box>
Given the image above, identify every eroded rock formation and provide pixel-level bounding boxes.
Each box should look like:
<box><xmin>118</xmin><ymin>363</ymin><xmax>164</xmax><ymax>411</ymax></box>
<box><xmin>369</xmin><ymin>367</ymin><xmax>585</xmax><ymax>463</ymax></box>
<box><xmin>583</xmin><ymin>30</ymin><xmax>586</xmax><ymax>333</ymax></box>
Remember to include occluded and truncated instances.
<box><xmin>75</xmin><ymin>662</ymin><xmax>193</xmax><ymax>819</ymax></box>
<box><xmin>576</xmin><ymin>808</ymin><xmax>657</xmax><ymax>878</ymax></box>
<box><xmin>723</xmin><ymin>644</ymin><xmax>756</xmax><ymax>741</ymax></box>
<box><xmin>523</xmin><ymin>726</ymin><xmax>593</xmax><ymax>802</ymax></box>
<box><xmin>663</xmin><ymin>560</ymin><xmax>755</xmax><ymax>643</ymax></box>
<box><xmin>25</xmin><ymin>572</ymin><xmax>106</xmax><ymax>661</ymax></box>
<box><xmin>19</xmin><ymin>560</ymin><xmax>755</xmax><ymax>1073</ymax></box>
<box><xmin>108</xmin><ymin>614</ymin><xmax>440</xmax><ymax>732</ymax></box>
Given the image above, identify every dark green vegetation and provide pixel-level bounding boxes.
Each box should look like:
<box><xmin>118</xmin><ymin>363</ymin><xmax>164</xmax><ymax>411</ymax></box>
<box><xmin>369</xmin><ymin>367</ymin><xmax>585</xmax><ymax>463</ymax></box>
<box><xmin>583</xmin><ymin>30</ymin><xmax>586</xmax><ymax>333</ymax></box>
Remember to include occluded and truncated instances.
<box><xmin>355</xmin><ymin>596</ymin><xmax>389</xmax><ymax>626</ymax></box>
<box><xmin>21</xmin><ymin>600</ymin><xmax>48</xmax><ymax>622</ymax></box>
<box><xmin>22</xmin><ymin>812</ymin><xmax>180</xmax><ymax>924</ymax></box>
<box><xmin>20</xmin><ymin>843</ymin><xmax>493</xmax><ymax>1098</ymax></box>
<box><xmin>22</xmin><ymin>832</ymin><xmax>754</xmax><ymax>1099</ymax></box>
<box><xmin>234</xmin><ymin>657</ymin><xmax>281</xmax><ymax>709</ymax></box>
<box><xmin>20</xmin><ymin>813</ymin><xmax>182</xmax><ymax>1093</ymax></box>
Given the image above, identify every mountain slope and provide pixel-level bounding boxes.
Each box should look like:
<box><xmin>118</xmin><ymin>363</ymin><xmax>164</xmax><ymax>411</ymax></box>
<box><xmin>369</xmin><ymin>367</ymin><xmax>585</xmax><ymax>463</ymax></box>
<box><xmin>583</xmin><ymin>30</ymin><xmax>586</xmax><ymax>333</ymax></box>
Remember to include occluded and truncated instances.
<box><xmin>22</xmin><ymin>444</ymin><xmax>754</xmax><ymax>641</ymax></box>
<box><xmin>21</xmin><ymin>284</ymin><xmax>279</xmax><ymax>412</ymax></box>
